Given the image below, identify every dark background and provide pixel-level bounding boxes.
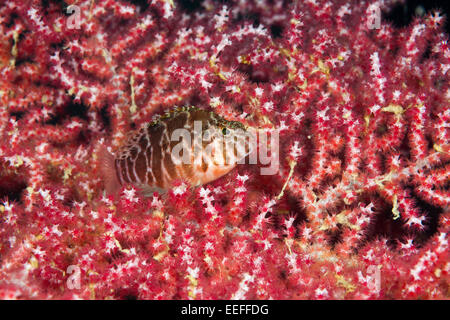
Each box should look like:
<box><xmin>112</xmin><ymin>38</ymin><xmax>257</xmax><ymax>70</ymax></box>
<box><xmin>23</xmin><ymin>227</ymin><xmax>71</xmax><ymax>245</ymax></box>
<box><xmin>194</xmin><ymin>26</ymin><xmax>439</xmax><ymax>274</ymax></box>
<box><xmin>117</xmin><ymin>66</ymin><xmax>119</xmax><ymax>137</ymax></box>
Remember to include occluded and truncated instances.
<box><xmin>172</xmin><ymin>0</ymin><xmax>450</xmax><ymax>34</ymax></box>
<box><xmin>384</xmin><ymin>0</ymin><xmax>450</xmax><ymax>34</ymax></box>
<box><xmin>106</xmin><ymin>0</ymin><xmax>450</xmax><ymax>34</ymax></box>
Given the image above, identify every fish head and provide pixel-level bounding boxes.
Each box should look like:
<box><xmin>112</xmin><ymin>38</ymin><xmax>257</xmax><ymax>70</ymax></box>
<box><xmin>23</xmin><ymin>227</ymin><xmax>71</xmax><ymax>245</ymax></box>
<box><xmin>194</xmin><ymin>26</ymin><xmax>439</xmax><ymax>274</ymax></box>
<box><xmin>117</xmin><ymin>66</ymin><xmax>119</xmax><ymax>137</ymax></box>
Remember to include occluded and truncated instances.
<box><xmin>193</xmin><ymin>116</ymin><xmax>255</xmax><ymax>185</ymax></box>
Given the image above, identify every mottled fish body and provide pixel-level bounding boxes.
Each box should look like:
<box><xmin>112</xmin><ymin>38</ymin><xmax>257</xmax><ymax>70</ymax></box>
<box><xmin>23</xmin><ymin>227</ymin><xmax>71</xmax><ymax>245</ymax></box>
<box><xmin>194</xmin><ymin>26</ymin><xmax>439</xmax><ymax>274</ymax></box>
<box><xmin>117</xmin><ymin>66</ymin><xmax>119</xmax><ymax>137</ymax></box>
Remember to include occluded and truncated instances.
<box><xmin>100</xmin><ymin>106</ymin><xmax>252</xmax><ymax>195</ymax></box>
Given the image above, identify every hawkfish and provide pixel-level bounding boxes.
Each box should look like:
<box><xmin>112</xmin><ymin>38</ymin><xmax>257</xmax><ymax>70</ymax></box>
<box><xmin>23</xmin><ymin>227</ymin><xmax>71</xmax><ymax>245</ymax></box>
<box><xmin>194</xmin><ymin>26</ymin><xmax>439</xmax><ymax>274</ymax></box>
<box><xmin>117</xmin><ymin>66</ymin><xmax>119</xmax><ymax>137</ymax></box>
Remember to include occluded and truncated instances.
<box><xmin>99</xmin><ymin>106</ymin><xmax>254</xmax><ymax>195</ymax></box>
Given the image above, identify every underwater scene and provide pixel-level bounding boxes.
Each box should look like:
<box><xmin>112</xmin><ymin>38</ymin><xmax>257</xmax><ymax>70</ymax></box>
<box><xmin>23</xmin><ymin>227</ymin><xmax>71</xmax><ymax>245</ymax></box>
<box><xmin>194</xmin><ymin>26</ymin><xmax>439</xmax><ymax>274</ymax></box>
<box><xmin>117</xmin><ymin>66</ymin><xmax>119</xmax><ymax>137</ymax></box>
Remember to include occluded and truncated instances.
<box><xmin>0</xmin><ymin>0</ymin><xmax>448</xmax><ymax>300</ymax></box>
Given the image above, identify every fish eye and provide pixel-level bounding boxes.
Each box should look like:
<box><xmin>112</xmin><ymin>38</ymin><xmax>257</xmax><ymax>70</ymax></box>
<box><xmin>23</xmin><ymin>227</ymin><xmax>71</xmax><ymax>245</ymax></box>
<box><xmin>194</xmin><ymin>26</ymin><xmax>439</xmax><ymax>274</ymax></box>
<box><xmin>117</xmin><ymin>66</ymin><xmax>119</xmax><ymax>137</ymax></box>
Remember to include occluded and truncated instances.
<box><xmin>222</xmin><ymin>128</ymin><xmax>230</xmax><ymax>135</ymax></box>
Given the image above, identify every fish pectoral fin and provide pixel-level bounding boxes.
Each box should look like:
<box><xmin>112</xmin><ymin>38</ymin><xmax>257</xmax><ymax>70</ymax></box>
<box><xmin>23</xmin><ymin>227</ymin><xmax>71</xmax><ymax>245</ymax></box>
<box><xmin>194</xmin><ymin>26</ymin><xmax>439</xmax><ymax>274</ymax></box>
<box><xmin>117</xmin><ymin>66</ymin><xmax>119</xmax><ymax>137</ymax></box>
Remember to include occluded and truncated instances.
<box><xmin>136</xmin><ymin>184</ymin><xmax>167</xmax><ymax>197</ymax></box>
